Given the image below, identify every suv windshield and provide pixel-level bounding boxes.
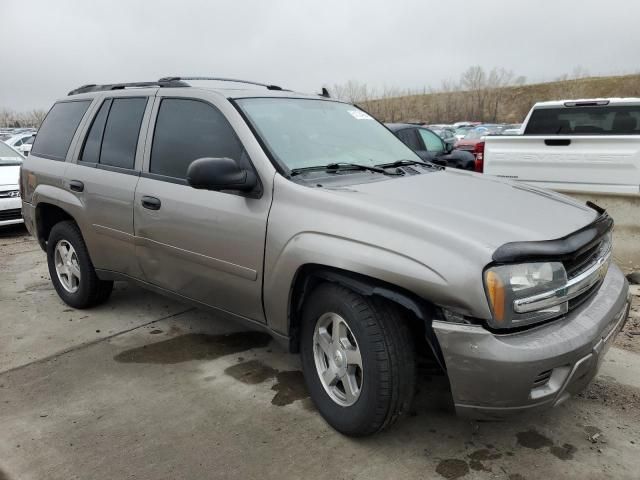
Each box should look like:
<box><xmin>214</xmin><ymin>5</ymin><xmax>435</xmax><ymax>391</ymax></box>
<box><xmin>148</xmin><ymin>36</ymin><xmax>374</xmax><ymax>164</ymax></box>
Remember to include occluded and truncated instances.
<box><xmin>0</xmin><ymin>142</ymin><xmax>23</xmax><ymax>165</ymax></box>
<box><xmin>236</xmin><ymin>98</ymin><xmax>420</xmax><ymax>171</ymax></box>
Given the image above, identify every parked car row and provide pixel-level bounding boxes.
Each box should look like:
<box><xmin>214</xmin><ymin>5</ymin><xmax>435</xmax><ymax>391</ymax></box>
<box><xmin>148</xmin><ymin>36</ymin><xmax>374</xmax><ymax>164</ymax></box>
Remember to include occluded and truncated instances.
<box><xmin>1</xmin><ymin>128</ymin><xmax>37</xmax><ymax>156</ymax></box>
<box><xmin>0</xmin><ymin>141</ymin><xmax>24</xmax><ymax>226</ymax></box>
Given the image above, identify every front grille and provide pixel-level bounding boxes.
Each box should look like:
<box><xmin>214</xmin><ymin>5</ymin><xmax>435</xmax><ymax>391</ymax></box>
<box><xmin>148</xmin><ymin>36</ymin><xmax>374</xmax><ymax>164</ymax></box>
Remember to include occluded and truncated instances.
<box><xmin>568</xmin><ymin>279</ymin><xmax>603</xmax><ymax>311</ymax></box>
<box><xmin>0</xmin><ymin>208</ymin><xmax>22</xmax><ymax>221</ymax></box>
<box><xmin>562</xmin><ymin>231</ymin><xmax>611</xmax><ymax>312</ymax></box>
<box><xmin>532</xmin><ymin>369</ymin><xmax>552</xmax><ymax>388</ymax></box>
<box><xmin>563</xmin><ymin>241</ymin><xmax>602</xmax><ymax>278</ymax></box>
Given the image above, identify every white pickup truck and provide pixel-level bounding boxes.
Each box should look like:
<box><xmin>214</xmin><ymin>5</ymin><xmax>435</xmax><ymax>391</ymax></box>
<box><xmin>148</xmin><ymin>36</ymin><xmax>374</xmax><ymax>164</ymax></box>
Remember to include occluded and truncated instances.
<box><xmin>483</xmin><ymin>98</ymin><xmax>640</xmax><ymax>267</ymax></box>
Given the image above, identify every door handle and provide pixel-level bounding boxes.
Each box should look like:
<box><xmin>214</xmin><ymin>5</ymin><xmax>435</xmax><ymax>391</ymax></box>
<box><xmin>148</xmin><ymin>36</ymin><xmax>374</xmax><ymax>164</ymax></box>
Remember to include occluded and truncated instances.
<box><xmin>545</xmin><ymin>139</ymin><xmax>571</xmax><ymax>146</ymax></box>
<box><xmin>141</xmin><ymin>196</ymin><xmax>161</xmax><ymax>210</ymax></box>
<box><xmin>69</xmin><ymin>180</ymin><xmax>84</xmax><ymax>192</ymax></box>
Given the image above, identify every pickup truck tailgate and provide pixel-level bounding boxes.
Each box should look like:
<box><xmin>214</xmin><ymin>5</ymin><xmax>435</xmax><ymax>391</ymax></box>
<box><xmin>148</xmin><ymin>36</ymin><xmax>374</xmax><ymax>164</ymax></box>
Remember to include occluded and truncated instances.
<box><xmin>484</xmin><ymin>135</ymin><xmax>640</xmax><ymax>195</ymax></box>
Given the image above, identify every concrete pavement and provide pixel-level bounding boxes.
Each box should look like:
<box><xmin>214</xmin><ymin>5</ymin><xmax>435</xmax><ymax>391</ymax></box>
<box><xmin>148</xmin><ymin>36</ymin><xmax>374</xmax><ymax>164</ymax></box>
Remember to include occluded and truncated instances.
<box><xmin>2</xmin><ymin>225</ymin><xmax>640</xmax><ymax>480</ymax></box>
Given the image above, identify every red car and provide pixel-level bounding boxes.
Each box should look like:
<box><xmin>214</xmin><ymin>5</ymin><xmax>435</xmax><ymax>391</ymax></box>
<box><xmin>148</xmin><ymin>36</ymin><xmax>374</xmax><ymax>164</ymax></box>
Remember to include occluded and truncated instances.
<box><xmin>454</xmin><ymin>127</ymin><xmax>501</xmax><ymax>172</ymax></box>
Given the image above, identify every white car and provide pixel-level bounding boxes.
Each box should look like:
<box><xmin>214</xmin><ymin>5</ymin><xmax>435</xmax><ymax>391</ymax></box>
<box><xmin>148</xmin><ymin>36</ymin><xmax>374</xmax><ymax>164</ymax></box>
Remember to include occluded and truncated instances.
<box><xmin>4</xmin><ymin>132</ymin><xmax>35</xmax><ymax>156</ymax></box>
<box><xmin>0</xmin><ymin>142</ymin><xmax>24</xmax><ymax>226</ymax></box>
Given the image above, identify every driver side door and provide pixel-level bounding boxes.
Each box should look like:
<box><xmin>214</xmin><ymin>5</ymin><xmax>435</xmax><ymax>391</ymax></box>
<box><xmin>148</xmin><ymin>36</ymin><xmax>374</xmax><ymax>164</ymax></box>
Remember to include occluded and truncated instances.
<box><xmin>134</xmin><ymin>93</ymin><xmax>271</xmax><ymax>322</ymax></box>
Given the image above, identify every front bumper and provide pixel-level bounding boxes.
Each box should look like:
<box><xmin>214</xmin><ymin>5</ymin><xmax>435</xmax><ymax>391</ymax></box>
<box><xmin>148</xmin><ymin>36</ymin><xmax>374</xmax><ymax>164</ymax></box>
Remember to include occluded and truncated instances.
<box><xmin>433</xmin><ymin>264</ymin><xmax>630</xmax><ymax>419</ymax></box>
<box><xmin>0</xmin><ymin>195</ymin><xmax>24</xmax><ymax>226</ymax></box>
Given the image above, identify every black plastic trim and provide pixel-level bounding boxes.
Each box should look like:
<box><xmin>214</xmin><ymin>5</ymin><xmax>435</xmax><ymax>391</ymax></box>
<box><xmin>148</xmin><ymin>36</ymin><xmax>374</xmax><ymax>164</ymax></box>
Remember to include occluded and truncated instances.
<box><xmin>97</xmin><ymin>164</ymin><xmax>141</xmax><ymax>176</ymax></box>
<box><xmin>545</xmin><ymin>139</ymin><xmax>571</xmax><ymax>146</ymax></box>
<box><xmin>492</xmin><ymin>207</ymin><xmax>613</xmax><ymax>264</ymax></box>
<box><xmin>140</xmin><ymin>171</ymin><xmax>188</xmax><ymax>185</ymax></box>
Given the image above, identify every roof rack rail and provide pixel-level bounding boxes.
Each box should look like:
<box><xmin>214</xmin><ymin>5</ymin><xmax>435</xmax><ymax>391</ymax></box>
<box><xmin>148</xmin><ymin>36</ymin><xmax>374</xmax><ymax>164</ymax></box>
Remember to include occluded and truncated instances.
<box><xmin>68</xmin><ymin>79</ymin><xmax>189</xmax><ymax>96</ymax></box>
<box><xmin>158</xmin><ymin>76</ymin><xmax>286</xmax><ymax>91</ymax></box>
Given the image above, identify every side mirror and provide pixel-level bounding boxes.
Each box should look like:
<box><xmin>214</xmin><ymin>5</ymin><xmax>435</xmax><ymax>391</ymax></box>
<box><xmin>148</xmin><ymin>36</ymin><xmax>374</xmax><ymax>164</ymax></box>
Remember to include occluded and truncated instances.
<box><xmin>444</xmin><ymin>141</ymin><xmax>454</xmax><ymax>153</ymax></box>
<box><xmin>186</xmin><ymin>157</ymin><xmax>257</xmax><ymax>193</ymax></box>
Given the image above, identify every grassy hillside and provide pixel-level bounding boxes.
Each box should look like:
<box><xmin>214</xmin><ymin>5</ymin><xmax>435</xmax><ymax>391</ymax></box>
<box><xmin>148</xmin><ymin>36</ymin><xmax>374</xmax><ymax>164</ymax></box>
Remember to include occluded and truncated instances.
<box><xmin>361</xmin><ymin>74</ymin><xmax>640</xmax><ymax>124</ymax></box>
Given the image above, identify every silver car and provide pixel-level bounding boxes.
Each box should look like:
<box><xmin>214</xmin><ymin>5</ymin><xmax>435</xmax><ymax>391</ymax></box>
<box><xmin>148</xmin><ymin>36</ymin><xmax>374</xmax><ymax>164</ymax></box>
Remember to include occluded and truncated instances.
<box><xmin>20</xmin><ymin>77</ymin><xmax>630</xmax><ymax>436</ymax></box>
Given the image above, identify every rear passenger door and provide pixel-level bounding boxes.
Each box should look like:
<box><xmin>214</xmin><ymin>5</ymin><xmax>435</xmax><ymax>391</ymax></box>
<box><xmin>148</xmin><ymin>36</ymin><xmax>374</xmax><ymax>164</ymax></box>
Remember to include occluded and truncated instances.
<box><xmin>66</xmin><ymin>94</ymin><xmax>153</xmax><ymax>278</ymax></box>
<box><xmin>134</xmin><ymin>93</ymin><xmax>270</xmax><ymax>322</ymax></box>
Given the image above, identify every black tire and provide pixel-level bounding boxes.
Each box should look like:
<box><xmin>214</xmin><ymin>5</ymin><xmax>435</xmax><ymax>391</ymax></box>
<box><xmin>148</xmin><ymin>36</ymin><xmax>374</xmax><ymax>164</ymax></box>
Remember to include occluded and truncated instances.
<box><xmin>300</xmin><ymin>283</ymin><xmax>416</xmax><ymax>436</ymax></box>
<box><xmin>46</xmin><ymin>220</ymin><xmax>113</xmax><ymax>309</ymax></box>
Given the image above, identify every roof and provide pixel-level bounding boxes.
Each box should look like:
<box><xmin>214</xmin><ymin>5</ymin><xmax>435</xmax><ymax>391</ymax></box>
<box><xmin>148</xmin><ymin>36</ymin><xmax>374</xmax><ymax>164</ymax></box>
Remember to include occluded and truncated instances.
<box><xmin>65</xmin><ymin>76</ymin><xmax>336</xmax><ymax>102</ymax></box>
<box><xmin>533</xmin><ymin>97</ymin><xmax>640</xmax><ymax>108</ymax></box>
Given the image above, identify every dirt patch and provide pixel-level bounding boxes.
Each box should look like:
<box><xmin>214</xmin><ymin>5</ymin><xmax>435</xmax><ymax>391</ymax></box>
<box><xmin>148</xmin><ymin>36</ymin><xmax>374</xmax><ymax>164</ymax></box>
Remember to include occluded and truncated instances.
<box><xmin>578</xmin><ymin>378</ymin><xmax>640</xmax><ymax>419</ymax></box>
<box><xmin>468</xmin><ymin>459</ymin><xmax>490</xmax><ymax>472</ymax></box>
<box><xmin>584</xmin><ymin>425</ymin><xmax>601</xmax><ymax>435</ymax></box>
<box><xmin>468</xmin><ymin>449</ymin><xmax>501</xmax><ymax>461</ymax></box>
<box><xmin>225</xmin><ymin>360</ymin><xmax>277</xmax><ymax>385</ymax></box>
<box><xmin>271</xmin><ymin>371</ymin><xmax>309</xmax><ymax>406</ymax></box>
<box><xmin>516</xmin><ymin>429</ymin><xmax>553</xmax><ymax>449</ymax></box>
<box><xmin>149</xmin><ymin>329</ymin><xmax>163</xmax><ymax>335</ymax></box>
<box><xmin>508</xmin><ymin>474</ymin><xmax>526</xmax><ymax>480</ymax></box>
<box><xmin>113</xmin><ymin>332</ymin><xmax>271</xmax><ymax>364</ymax></box>
<box><xmin>435</xmin><ymin>459</ymin><xmax>469</xmax><ymax>479</ymax></box>
<box><xmin>549</xmin><ymin>443</ymin><xmax>577</xmax><ymax>461</ymax></box>
<box><xmin>614</xmin><ymin>296</ymin><xmax>640</xmax><ymax>354</ymax></box>
<box><xmin>20</xmin><ymin>280</ymin><xmax>52</xmax><ymax>293</ymax></box>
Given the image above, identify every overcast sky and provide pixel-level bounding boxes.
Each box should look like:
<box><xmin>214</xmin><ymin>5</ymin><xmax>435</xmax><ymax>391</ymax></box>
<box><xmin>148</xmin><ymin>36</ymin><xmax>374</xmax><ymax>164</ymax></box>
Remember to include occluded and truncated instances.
<box><xmin>3</xmin><ymin>0</ymin><xmax>639</xmax><ymax>111</ymax></box>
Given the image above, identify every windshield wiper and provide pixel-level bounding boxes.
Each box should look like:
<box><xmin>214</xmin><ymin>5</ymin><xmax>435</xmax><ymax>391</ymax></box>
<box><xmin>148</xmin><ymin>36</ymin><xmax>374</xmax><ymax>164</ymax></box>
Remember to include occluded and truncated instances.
<box><xmin>376</xmin><ymin>159</ymin><xmax>444</xmax><ymax>169</ymax></box>
<box><xmin>289</xmin><ymin>162</ymin><xmax>402</xmax><ymax>177</ymax></box>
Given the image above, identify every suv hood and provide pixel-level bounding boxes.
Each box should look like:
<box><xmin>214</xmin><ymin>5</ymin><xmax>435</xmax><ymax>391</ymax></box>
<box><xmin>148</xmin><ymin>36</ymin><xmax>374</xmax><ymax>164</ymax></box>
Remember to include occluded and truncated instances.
<box><xmin>0</xmin><ymin>165</ymin><xmax>20</xmax><ymax>188</ymax></box>
<box><xmin>332</xmin><ymin>169</ymin><xmax>597</xmax><ymax>253</ymax></box>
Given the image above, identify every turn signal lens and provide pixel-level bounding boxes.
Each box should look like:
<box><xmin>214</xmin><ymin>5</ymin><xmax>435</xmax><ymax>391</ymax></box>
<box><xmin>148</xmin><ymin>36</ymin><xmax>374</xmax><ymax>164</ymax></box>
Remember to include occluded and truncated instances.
<box><xmin>485</xmin><ymin>270</ymin><xmax>505</xmax><ymax>323</ymax></box>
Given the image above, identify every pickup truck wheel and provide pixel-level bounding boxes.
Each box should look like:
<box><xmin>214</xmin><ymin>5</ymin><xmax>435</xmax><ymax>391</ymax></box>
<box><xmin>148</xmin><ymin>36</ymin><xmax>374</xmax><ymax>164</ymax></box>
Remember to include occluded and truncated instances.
<box><xmin>300</xmin><ymin>283</ymin><xmax>416</xmax><ymax>436</ymax></box>
<box><xmin>47</xmin><ymin>221</ymin><xmax>113</xmax><ymax>309</ymax></box>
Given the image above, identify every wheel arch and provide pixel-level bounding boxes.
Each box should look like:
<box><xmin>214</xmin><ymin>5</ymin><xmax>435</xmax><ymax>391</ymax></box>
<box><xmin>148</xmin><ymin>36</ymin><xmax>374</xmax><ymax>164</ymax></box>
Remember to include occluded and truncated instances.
<box><xmin>286</xmin><ymin>264</ymin><xmax>445</xmax><ymax>369</ymax></box>
<box><xmin>34</xmin><ymin>202</ymin><xmax>79</xmax><ymax>250</ymax></box>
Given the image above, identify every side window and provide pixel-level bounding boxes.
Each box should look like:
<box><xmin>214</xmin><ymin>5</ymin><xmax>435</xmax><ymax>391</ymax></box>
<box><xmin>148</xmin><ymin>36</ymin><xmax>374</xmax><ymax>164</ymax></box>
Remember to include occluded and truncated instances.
<box><xmin>31</xmin><ymin>100</ymin><xmax>91</xmax><ymax>161</ymax></box>
<box><xmin>100</xmin><ymin>98</ymin><xmax>147</xmax><ymax>169</ymax></box>
<box><xmin>150</xmin><ymin>98</ymin><xmax>245</xmax><ymax>179</ymax></box>
<box><xmin>79</xmin><ymin>97</ymin><xmax>147</xmax><ymax>169</ymax></box>
<box><xmin>396</xmin><ymin>128</ymin><xmax>422</xmax><ymax>151</ymax></box>
<box><xmin>80</xmin><ymin>100</ymin><xmax>110</xmax><ymax>164</ymax></box>
<box><xmin>418</xmin><ymin>129</ymin><xmax>444</xmax><ymax>153</ymax></box>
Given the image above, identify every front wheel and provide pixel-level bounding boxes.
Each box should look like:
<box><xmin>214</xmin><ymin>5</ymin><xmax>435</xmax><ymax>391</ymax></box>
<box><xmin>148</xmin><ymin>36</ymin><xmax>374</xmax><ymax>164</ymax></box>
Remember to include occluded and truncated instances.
<box><xmin>300</xmin><ymin>283</ymin><xmax>416</xmax><ymax>436</ymax></box>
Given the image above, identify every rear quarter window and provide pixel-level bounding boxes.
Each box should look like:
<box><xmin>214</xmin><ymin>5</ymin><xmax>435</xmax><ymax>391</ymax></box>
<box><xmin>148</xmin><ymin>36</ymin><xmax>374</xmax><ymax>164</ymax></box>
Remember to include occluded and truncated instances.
<box><xmin>525</xmin><ymin>105</ymin><xmax>640</xmax><ymax>135</ymax></box>
<box><xmin>31</xmin><ymin>100</ymin><xmax>91</xmax><ymax>160</ymax></box>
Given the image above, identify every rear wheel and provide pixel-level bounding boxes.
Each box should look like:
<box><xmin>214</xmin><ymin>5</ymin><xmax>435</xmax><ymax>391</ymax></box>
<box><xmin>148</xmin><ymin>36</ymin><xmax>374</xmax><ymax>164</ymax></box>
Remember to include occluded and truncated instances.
<box><xmin>47</xmin><ymin>221</ymin><xmax>113</xmax><ymax>308</ymax></box>
<box><xmin>300</xmin><ymin>283</ymin><xmax>416</xmax><ymax>436</ymax></box>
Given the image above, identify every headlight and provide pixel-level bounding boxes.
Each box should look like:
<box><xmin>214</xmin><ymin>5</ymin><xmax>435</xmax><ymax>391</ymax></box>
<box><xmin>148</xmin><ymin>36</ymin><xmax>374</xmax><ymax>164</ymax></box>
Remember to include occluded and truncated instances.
<box><xmin>484</xmin><ymin>262</ymin><xmax>568</xmax><ymax>329</ymax></box>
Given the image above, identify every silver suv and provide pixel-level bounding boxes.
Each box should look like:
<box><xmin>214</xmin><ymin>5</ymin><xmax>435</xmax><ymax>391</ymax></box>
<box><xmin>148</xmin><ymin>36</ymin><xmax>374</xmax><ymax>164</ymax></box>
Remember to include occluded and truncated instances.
<box><xmin>20</xmin><ymin>77</ymin><xmax>630</xmax><ymax>436</ymax></box>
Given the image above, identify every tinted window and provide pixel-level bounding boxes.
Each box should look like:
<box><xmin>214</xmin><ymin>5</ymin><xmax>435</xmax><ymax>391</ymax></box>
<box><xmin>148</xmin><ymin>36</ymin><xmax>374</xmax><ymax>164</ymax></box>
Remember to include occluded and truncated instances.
<box><xmin>150</xmin><ymin>99</ymin><xmax>244</xmax><ymax>179</ymax></box>
<box><xmin>418</xmin><ymin>129</ymin><xmax>444</xmax><ymax>152</ymax></box>
<box><xmin>100</xmin><ymin>98</ymin><xmax>147</xmax><ymax>169</ymax></box>
<box><xmin>31</xmin><ymin>101</ymin><xmax>91</xmax><ymax>160</ymax></box>
<box><xmin>525</xmin><ymin>105</ymin><xmax>640</xmax><ymax>135</ymax></box>
<box><xmin>80</xmin><ymin>100</ymin><xmax>110</xmax><ymax>164</ymax></box>
<box><xmin>396</xmin><ymin>128</ymin><xmax>422</xmax><ymax>150</ymax></box>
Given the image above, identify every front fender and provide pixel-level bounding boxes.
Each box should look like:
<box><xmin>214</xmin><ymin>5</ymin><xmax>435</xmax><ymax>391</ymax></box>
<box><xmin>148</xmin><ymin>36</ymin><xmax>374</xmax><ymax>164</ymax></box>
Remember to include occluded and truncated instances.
<box><xmin>262</xmin><ymin>232</ymin><xmax>447</xmax><ymax>336</ymax></box>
